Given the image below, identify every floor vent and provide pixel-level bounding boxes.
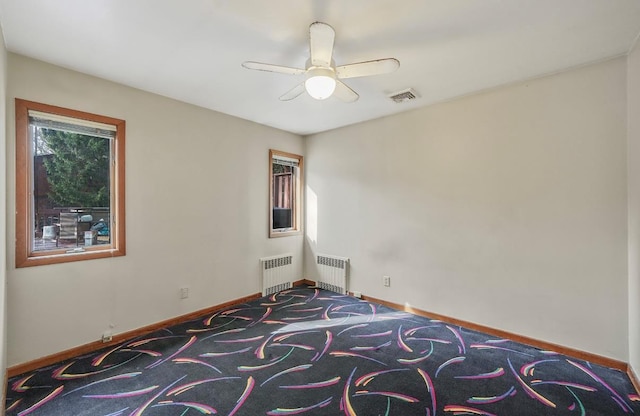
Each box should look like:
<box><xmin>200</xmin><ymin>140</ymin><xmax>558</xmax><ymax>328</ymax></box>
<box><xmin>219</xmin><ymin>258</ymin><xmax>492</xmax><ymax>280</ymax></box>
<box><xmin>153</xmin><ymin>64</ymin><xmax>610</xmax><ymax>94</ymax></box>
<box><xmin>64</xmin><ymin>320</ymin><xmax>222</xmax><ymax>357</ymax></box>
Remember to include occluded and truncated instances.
<box><xmin>388</xmin><ymin>88</ymin><xmax>419</xmax><ymax>103</ymax></box>
<box><xmin>316</xmin><ymin>254</ymin><xmax>349</xmax><ymax>294</ymax></box>
<box><xmin>260</xmin><ymin>254</ymin><xmax>294</xmax><ymax>296</ymax></box>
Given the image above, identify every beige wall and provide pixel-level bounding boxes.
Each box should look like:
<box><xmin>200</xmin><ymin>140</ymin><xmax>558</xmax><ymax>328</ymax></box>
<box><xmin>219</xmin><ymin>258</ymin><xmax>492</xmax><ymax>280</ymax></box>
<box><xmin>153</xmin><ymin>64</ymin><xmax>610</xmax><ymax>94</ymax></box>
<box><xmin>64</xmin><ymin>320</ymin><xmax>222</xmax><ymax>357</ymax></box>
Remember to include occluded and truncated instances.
<box><xmin>629</xmin><ymin>40</ymin><xmax>640</xmax><ymax>372</ymax></box>
<box><xmin>5</xmin><ymin>54</ymin><xmax>305</xmax><ymax>366</ymax></box>
<box><xmin>1</xmin><ymin>22</ymin><xmax>7</xmax><ymax>410</ymax></box>
<box><xmin>305</xmin><ymin>58</ymin><xmax>629</xmax><ymax>360</ymax></box>
<box><xmin>3</xmin><ymin>50</ymin><xmax>636</xmax><ymax>368</ymax></box>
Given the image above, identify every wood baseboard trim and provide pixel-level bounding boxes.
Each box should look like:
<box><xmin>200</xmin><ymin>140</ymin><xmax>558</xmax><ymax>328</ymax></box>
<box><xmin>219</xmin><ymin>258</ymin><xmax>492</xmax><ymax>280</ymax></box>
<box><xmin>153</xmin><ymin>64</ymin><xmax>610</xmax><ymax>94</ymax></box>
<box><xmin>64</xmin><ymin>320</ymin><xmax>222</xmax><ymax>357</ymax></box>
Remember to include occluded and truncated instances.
<box><xmin>293</xmin><ymin>279</ymin><xmax>315</xmax><ymax>287</ymax></box>
<box><xmin>359</xmin><ymin>293</ymin><xmax>628</xmax><ymax>372</ymax></box>
<box><xmin>7</xmin><ymin>292</ymin><xmax>262</xmax><ymax>378</ymax></box>
<box><xmin>628</xmin><ymin>365</ymin><xmax>640</xmax><ymax>395</ymax></box>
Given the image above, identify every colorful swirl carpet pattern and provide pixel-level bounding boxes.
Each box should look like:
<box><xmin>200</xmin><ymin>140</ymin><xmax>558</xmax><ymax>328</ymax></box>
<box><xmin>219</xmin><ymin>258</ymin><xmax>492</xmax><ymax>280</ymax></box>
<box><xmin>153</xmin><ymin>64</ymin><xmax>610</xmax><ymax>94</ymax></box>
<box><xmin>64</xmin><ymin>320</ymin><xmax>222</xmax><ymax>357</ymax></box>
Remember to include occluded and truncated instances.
<box><xmin>5</xmin><ymin>287</ymin><xmax>640</xmax><ymax>415</ymax></box>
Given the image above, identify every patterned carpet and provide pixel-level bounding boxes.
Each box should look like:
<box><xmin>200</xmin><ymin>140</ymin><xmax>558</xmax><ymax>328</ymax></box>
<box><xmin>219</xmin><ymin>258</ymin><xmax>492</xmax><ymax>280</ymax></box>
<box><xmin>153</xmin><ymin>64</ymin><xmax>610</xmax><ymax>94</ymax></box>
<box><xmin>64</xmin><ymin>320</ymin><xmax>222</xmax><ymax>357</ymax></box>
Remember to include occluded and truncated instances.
<box><xmin>5</xmin><ymin>286</ymin><xmax>640</xmax><ymax>415</ymax></box>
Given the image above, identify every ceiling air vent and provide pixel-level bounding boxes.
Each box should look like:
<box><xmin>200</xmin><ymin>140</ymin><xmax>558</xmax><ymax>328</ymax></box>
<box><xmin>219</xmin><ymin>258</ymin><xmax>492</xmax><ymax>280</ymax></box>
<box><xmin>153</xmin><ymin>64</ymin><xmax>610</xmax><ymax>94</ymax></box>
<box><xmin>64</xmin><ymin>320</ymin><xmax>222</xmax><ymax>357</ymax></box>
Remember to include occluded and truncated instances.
<box><xmin>388</xmin><ymin>88</ymin><xmax>419</xmax><ymax>103</ymax></box>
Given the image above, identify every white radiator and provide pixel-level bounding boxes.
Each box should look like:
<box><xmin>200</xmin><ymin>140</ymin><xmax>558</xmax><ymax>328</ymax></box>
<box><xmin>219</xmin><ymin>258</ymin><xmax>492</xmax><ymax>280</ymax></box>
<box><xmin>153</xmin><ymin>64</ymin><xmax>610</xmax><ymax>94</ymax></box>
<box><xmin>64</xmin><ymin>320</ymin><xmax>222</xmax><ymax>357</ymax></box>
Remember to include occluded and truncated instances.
<box><xmin>260</xmin><ymin>254</ymin><xmax>294</xmax><ymax>296</ymax></box>
<box><xmin>316</xmin><ymin>254</ymin><xmax>349</xmax><ymax>294</ymax></box>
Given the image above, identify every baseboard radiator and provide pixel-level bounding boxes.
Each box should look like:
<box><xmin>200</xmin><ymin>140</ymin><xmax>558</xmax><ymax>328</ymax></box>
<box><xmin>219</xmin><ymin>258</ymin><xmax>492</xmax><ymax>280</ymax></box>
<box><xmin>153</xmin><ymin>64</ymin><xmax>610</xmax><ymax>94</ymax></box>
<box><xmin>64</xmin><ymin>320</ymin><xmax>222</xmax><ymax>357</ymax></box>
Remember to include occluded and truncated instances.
<box><xmin>260</xmin><ymin>254</ymin><xmax>294</xmax><ymax>296</ymax></box>
<box><xmin>316</xmin><ymin>254</ymin><xmax>349</xmax><ymax>294</ymax></box>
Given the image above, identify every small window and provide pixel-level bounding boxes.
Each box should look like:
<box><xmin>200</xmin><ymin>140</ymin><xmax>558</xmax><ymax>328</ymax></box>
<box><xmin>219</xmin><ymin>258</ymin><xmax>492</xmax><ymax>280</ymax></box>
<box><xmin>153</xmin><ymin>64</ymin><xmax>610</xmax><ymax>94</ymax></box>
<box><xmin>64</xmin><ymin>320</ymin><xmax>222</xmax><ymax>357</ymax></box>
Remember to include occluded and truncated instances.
<box><xmin>15</xmin><ymin>99</ymin><xmax>125</xmax><ymax>267</ymax></box>
<box><xmin>269</xmin><ymin>150</ymin><xmax>303</xmax><ymax>237</ymax></box>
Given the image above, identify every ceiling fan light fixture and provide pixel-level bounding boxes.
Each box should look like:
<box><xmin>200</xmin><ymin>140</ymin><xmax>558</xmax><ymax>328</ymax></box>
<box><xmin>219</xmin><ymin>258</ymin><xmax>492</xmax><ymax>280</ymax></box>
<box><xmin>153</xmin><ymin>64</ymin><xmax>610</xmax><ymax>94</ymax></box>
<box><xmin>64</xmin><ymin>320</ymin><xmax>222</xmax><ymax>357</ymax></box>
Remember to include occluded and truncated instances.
<box><xmin>243</xmin><ymin>22</ymin><xmax>398</xmax><ymax>103</ymax></box>
<box><xmin>305</xmin><ymin>67</ymin><xmax>336</xmax><ymax>100</ymax></box>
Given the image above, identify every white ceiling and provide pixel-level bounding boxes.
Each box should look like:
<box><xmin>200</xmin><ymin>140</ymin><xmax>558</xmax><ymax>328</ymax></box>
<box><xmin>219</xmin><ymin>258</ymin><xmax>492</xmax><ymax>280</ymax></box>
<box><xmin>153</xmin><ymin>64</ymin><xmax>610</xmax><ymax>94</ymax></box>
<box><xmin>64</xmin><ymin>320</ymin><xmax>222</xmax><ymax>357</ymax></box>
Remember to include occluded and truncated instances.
<box><xmin>1</xmin><ymin>1</ymin><xmax>639</xmax><ymax>136</ymax></box>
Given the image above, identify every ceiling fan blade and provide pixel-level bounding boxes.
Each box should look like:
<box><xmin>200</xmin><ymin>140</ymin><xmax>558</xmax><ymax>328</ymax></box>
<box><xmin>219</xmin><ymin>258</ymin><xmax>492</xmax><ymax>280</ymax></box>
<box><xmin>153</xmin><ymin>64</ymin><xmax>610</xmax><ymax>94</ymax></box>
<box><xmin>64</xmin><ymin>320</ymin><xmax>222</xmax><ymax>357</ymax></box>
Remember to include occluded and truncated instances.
<box><xmin>336</xmin><ymin>58</ymin><xmax>400</xmax><ymax>79</ymax></box>
<box><xmin>333</xmin><ymin>80</ymin><xmax>359</xmax><ymax>103</ymax></box>
<box><xmin>242</xmin><ymin>61</ymin><xmax>306</xmax><ymax>76</ymax></box>
<box><xmin>309</xmin><ymin>22</ymin><xmax>335</xmax><ymax>67</ymax></box>
<box><xmin>279</xmin><ymin>82</ymin><xmax>306</xmax><ymax>101</ymax></box>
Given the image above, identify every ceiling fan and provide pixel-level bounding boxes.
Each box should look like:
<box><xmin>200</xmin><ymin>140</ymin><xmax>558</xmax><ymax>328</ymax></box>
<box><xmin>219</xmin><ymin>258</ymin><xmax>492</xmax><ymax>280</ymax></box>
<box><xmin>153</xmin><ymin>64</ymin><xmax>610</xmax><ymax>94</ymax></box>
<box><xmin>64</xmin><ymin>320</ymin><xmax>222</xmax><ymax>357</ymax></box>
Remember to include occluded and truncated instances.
<box><xmin>242</xmin><ymin>22</ymin><xmax>400</xmax><ymax>102</ymax></box>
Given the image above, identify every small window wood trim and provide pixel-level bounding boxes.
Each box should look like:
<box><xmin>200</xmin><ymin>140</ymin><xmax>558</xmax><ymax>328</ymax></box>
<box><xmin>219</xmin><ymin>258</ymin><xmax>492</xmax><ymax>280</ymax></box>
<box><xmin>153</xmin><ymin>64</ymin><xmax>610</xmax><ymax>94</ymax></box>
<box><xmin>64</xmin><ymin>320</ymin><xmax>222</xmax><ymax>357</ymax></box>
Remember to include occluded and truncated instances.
<box><xmin>15</xmin><ymin>99</ymin><xmax>126</xmax><ymax>267</ymax></box>
<box><xmin>269</xmin><ymin>149</ymin><xmax>303</xmax><ymax>238</ymax></box>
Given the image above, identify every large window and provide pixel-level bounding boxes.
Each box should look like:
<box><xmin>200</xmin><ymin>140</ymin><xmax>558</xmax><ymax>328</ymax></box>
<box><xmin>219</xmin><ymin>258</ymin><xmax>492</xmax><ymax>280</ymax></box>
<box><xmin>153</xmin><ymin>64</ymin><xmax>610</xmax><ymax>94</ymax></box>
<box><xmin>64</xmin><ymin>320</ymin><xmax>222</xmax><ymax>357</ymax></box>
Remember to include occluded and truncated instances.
<box><xmin>15</xmin><ymin>99</ymin><xmax>125</xmax><ymax>267</ymax></box>
<box><xmin>269</xmin><ymin>149</ymin><xmax>303</xmax><ymax>237</ymax></box>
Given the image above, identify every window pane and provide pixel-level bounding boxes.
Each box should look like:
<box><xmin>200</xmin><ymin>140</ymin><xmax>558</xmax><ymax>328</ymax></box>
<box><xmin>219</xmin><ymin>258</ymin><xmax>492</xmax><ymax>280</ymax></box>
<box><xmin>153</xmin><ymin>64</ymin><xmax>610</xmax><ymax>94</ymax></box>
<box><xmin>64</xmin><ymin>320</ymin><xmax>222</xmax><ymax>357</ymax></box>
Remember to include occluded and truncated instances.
<box><xmin>16</xmin><ymin>99</ymin><xmax>125</xmax><ymax>268</ymax></box>
<box><xmin>269</xmin><ymin>149</ymin><xmax>302</xmax><ymax>237</ymax></box>
<box><xmin>32</xmin><ymin>125</ymin><xmax>112</xmax><ymax>252</ymax></box>
<box><xmin>272</xmin><ymin>162</ymin><xmax>294</xmax><ymax>229</ymax></box>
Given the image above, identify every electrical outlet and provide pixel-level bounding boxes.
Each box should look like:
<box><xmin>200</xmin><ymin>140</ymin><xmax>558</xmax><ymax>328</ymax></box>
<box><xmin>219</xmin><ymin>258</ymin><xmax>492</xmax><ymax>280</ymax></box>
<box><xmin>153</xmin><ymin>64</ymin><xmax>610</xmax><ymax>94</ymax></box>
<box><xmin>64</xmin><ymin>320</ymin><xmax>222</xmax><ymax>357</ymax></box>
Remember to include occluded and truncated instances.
<box><xmin>352</xmin><ymin>291</ymin><xmax>362</xmax><ymax>298</ymax></box>
<box><xmin>383</xmin><ymin>275</ymin><xmax>391</xmax><ymax>287</ymax></box>
<box><xmin>180</xmin><ymin>287</ymin><xmax>189</xmax><ymax>299</ymax></box>
<box><xmin>102</xmin><ymin>331</ymin><xmax>113</xmax><ymax>343</ymax></box>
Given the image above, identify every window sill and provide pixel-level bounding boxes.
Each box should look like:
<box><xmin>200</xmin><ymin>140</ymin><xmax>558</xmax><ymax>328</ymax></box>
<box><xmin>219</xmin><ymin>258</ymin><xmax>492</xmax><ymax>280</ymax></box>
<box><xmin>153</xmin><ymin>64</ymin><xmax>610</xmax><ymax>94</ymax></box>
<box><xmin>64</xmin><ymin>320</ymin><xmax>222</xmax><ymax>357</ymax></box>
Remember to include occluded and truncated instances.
<box><xmin>269</xmin><ymin>229</ymin><xmax>302</xmax><ymax>238</ymax></box>
<box><xmin>16</xmin><ymin>247</ymin><xmax>125</xmax><ymax>268</ymax></box>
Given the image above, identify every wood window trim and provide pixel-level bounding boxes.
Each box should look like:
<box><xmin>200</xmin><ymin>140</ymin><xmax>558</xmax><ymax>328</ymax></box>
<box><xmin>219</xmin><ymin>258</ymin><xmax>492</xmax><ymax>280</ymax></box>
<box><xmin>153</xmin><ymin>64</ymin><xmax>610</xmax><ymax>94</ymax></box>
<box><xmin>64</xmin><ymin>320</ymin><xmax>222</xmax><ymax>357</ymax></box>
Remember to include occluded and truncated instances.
<box><xmin>269</xmin><ymin>149</ymin><xmax>303</xmax><ymax>238</ymax></box>
<box><xmin>15</xmin><ymin>99</ymin><xmax>126</xmax><ymax>268</ymax></box>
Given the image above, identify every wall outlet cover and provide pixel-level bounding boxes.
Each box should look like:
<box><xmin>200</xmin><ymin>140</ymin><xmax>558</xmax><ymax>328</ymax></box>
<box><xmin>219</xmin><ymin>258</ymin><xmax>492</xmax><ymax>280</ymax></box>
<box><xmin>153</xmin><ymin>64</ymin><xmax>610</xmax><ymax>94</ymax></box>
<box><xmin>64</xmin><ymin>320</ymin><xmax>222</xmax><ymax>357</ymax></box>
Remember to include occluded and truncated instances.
<box><xmin>180</xmin><ymin>287</ymin><xmax>189</xmax><ymax>299</ymax></box>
